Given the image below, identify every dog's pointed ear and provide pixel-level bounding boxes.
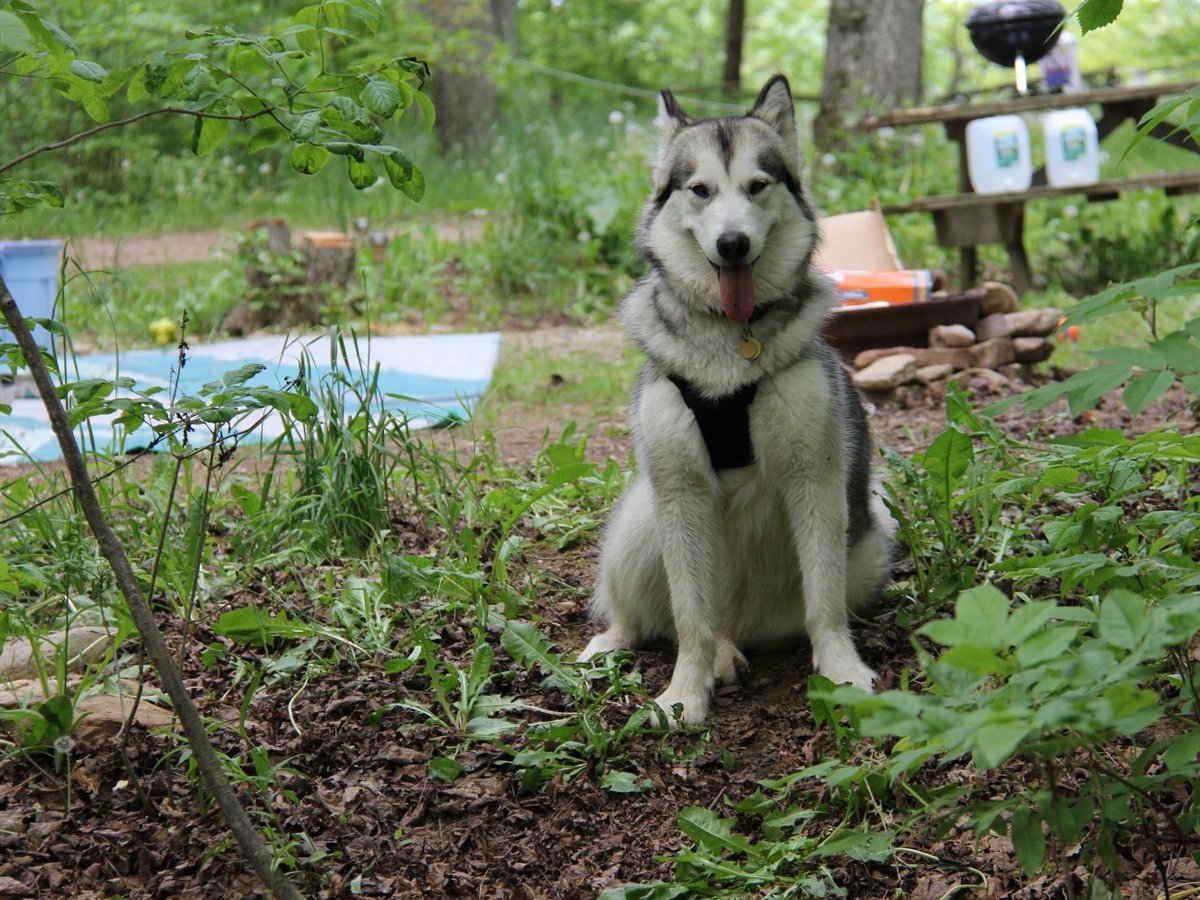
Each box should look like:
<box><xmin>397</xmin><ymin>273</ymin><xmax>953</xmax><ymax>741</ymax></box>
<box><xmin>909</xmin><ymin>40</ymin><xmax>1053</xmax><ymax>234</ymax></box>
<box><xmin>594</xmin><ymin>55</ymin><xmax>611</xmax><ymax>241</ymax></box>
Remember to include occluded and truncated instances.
<box><xmin>750</xmin><ymin>75</ymin><xmax>797</xmax><ymax>146</ymax></box>
<box><xmin>656</xmin><ymin>87</ymin><xmax>692</xmax><ymax>146</ymax></box>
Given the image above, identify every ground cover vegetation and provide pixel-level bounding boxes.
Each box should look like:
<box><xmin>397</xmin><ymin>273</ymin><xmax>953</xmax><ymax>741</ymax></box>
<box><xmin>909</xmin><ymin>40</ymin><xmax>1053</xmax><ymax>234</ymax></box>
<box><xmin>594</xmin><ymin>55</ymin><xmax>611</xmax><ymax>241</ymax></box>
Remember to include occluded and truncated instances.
<box><xmin>0</xmin><ymin>0</ymin><xmax>1199</xmax><ymax>896</ymax></box>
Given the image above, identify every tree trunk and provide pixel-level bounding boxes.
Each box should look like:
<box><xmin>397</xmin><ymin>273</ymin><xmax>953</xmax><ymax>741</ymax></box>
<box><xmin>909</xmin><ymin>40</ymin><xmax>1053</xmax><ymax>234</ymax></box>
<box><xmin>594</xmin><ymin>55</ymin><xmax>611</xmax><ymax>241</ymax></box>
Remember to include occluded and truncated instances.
<box><xmin>723</xmin><ymin>0</ymin><xmax>746</xmax><ymax>97</ymax></box>
<box><xmin>490</xmin><ymin>0</ymin><xmax>518</xmax><ymax>55</ymax></box>
<box><xmin>814</xmin><ymin>0</ymin><xmax>925</xmax><ymax>151</ymax></box>
<box><xmin>425</xmin><ymin>0</ymin><xmax>506</xmax><ymax>152</ymax></box>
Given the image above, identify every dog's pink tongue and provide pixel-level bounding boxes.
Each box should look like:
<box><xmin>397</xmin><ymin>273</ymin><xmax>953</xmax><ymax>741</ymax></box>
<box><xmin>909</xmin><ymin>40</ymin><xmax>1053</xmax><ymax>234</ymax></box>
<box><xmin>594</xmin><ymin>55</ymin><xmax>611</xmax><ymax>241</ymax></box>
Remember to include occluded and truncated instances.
<box><xmin>718</xmin><ymin>265</ymin><xmax>755</xmax><ymax>321</ymax></box>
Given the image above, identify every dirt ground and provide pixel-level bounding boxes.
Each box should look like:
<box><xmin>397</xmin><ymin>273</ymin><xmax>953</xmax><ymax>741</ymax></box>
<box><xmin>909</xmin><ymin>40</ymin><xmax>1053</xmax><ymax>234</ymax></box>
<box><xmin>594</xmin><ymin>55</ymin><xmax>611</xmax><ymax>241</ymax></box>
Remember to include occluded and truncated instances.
<box><xmin>1</xmin><ymin>320</ymin><xmax>1198</xmax><ymax>898</ymax></box>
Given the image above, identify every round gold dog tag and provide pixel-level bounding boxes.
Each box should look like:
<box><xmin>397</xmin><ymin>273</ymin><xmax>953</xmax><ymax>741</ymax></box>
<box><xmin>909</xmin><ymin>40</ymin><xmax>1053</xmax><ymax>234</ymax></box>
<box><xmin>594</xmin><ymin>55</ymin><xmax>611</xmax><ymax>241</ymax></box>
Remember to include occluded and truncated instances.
<box><xmin>738</xmin><ymin>336</ymin><xmax>762</xmax><ymax>361</ymax></box>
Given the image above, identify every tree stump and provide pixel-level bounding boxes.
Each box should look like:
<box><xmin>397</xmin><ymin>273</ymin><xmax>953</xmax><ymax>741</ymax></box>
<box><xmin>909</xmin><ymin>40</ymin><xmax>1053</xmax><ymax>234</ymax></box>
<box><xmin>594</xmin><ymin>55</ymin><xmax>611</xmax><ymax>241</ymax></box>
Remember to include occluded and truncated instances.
<box><xmin>223</xmin><ymin>221</ymin><xmax>358</xmax><ymax>336</ymax></box>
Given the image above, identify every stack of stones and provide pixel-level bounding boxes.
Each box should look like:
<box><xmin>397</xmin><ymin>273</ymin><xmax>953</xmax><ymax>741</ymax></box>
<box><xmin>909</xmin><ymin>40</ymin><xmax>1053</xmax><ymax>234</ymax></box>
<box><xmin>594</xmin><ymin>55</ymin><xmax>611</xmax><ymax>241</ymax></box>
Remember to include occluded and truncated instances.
<box><xmin>850</xmin><ymin>284</ymin><xmax>1061</xmax><ymax>399</ymax></box>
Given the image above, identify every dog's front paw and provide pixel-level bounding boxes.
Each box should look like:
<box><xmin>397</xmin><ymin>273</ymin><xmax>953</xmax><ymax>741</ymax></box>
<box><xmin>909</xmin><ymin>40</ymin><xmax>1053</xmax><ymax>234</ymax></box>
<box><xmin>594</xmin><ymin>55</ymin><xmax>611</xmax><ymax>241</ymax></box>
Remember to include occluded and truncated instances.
<box><xmin>652</xmin><ymin>687</ymin><xmax>710</xmax><ymax>728</ymax></box>
<box><xmin>815</xmin><ymin>656</ymin><xmax>876</xmax><ymax>693</ymax></box>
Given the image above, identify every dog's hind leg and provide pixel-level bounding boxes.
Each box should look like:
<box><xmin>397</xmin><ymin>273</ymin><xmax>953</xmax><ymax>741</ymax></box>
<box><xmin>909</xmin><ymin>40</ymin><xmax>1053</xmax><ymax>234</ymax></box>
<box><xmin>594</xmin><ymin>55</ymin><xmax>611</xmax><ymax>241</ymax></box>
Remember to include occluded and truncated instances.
<box><xmin>713</xmin><ymin>637</ymin><xmax>748</xmax><ymax>686</ymax></box>
<box><xmin>846</xmin><ymin>477</ymin><xmax>897</xmax><ymax>610</ymax></box>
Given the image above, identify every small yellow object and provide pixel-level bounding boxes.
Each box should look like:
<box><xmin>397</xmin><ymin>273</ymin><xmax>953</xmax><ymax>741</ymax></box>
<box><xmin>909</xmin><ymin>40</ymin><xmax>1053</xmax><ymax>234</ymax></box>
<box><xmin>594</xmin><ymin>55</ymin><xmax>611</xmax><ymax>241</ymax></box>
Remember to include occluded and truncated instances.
<box><xmin>149</xmin><ymin>317</ymin><xmax>177</xmax><ymax>346</ymax></box>
<box><xmin>738</xmin><ymin>336</ymin><xmax>762</xmax><ymax>361</ymax></box>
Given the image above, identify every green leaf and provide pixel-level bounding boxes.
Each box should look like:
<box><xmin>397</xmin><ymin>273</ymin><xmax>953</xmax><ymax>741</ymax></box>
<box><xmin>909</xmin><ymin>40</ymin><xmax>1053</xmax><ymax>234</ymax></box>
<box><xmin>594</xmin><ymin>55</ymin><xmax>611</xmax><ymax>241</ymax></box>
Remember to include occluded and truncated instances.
<box><xmin>1007</xmin><ymin>601</ymin><xmax>1058</xmax><ymax>644</ymax></box>
<box><xmin>347</xmin><ymin>156</ymin><xmax>376</xmax><ymax>189</ymax></box>
<box><xmin>211</xmin><ymin>605</ymin><xmax>314</xmax><ymax>648</ymax></box>
<box><xmin>191</xmin><ymin>113</ymin><xmax>229</xmax><ymax>156</ymax></box>
<box><xmin>1</xmin><ymin>179</ymin><xmax>65</xmax><ymax>214</ymax></box>
<box><xmin>247</xmin><ymin>125</ymin><xmax>290</xmax><ymax>154</ymax></box>
<box><xmin>1100</xmin><ymin>682</ymin><xmax>1161</xmax><ymax>734</ymax></box>
<box><xmin>68</xmin><ymin>58</ymin><xmax>107</xmax><ymax>82</ymax></box>
<box><xmin>290</xmin><ymin>143</ymin><xmax>331</xmax><ymax>175</ymax></box>
<box><xmin>1066</xmin><ymin>364</ymin><xmax>1132</xmax><ymax>416</ymax></box>
<box><xmin>818</xmin><ymin>828</ymin><xmax>895</xmax><ymax>862</ymax></box>
<box><xmin>414</xmin><ymin>89</ymin><xmax>436</xmax><ymax>127</ymax></box>
<box><xmin>677</xmin><ymin>807</ymin><xmax>749</xmax><ymax>854</ymax></box>
<box><xmin>0</xmin><ymin>11</ymin><xmax>36</xmax><ymax>53</ymax></box>
<box><xmin>126</xmin><ymin>65</ymin><xmax>147</xmax><ymax>104</ymax></box>
<box><xmin>292</xmin><ymin>5</ymin><xmax>321</xmax><ymax>53</ymax></box>
<box><xmin>922</xmin><ymin>427</ymin><xmax>974</xmax><ymax>502</ymax></box>
<box><xmin>362</xmin><ymin>77</ymin><xmax>401</xmax><ymax>117</ymax></box>
<box><xmin>1123</xmin><ymin>369</ymin><xmax>1176</xmax><ymax>417</ymax></box>
<box><xmin>329</xmin><ymin>94</ymin><xmax>364</xmax><ymax>123</ymax></box>
<box><xmin>500</xmin><ymin>620</ymin><xmax>582</xmax><ymax>692</ymax></box>
<box><xmin>1010</xmin><ymin>806</ymin><xmax>1046</xmax><ymax>876</ymax></box>
<box><xmin>972</xmin><ymin>720</ymin><xmax>1029</xmax><ymax>769</ymax></box>
<box><xmin>921</xmin><ymin>584</ymin><xmax>1011</xmax><ymax>649</ymax></box>
<box><xmin>1098</xmin><ymin>590</ymin><xmax>1149</xmax><ymax>650</ymax></box>
<box><xmin>38</xmin><ymin>694</ymin><xmax>75</xmax><ymax>737</ymax></box>
<box><xmin>600</xmin><ymin>770</ymin><xmax>654</xmax><ymax>794</ymax></box>
<box><xmin>1153</xmin><ymin>331</ymin><xmax>1200</xmax><ymax>375</ymax></box>
<box><xmin>427</xmin><ymin>756</ymin><xmax>464</xmax><ymax>781</ymax></box>
<box><xmin>1075</xmin><ymin>0</ymin><xmax>1122</xmax><ymax>33</ymax></box>
<box><xmin>215</xmin><ymin>364</ymin><xmax>263</xmax><ymax>388</ymax></box>
<box><xmin>1091</xmin><ymin>346</ymin><xmax>1166</xmax><ymax>370</ymax></box>
<box><xmin>323</xmin><ymin>140</ymin><xmax>360</xmax><ymax>157</ymax></box>
<box><xmin>382</xmin><ymin>150</ymin><xmax>425</xmax><ymax>201</ymax></box>
<box><xmin>464</xmin><ymin>715</ymin><xmax>517</xmax><ymax>738</ymax></box>
<box><xmin>937</xmin><ymin>645</ymin><xmax>1011</xmax><ymax>676</ymax></box>
<box><xmin>1164</xmin><ymin>728</ymin><xmax>1200</xmax><ymax>772</ymax></box>
<box><xmin>291</xmin><ymin>109</ymin><xmax>321</xmax><ymax>142</ymax></box>
<box><xmin>1016</xmin><ymin>625</ymin><xmax>1080</xmax><ymax>668</ymax></box>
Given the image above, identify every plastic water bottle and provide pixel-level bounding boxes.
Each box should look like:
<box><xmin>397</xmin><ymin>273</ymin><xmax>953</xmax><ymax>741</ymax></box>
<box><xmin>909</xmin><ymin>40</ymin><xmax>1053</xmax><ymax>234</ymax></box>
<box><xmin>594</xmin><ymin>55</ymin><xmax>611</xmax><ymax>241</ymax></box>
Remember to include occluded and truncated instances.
<box><xmin>1042</xmin><ymin>31</ymin><xmax>1082</xmax><ymax>93</ymax></box>
<box><xmin>1043</xmin><ymin>108</ymin><xmax>1100</xmax><ymax>187</ymax></box>
<box><xmin>966</xmin><ymin>115</ymin><xmax>1034</xmax><ymax>194</ymax></box>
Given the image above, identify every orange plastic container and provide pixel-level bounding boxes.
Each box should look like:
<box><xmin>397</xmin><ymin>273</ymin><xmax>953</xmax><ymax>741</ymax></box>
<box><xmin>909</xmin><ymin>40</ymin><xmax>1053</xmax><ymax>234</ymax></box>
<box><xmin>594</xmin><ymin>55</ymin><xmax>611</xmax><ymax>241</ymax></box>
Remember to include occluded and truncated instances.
<box><xmin>825</xmin><ymin>269</ymin><xmax>935</xmax><ymax>307</ymax></box>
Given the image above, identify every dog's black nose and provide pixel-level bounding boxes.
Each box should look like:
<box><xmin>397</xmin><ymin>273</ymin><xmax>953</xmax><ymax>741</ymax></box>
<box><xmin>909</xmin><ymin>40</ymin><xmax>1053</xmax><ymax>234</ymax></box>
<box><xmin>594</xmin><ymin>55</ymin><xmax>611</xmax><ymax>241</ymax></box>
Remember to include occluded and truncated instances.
<box><xmin>716</xmin><ymin>231</ymin><xmax>751</xmax><ymax>262</ymax></box>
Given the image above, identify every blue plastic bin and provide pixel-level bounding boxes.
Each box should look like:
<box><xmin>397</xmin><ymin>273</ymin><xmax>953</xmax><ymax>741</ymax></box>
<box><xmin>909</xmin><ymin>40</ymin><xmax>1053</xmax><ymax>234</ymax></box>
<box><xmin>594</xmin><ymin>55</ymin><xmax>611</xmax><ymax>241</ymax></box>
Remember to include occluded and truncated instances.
<box><xmin>0</xmin><ymin>239</ymin><xmax>63</xmax><ymax>350</ymax></box>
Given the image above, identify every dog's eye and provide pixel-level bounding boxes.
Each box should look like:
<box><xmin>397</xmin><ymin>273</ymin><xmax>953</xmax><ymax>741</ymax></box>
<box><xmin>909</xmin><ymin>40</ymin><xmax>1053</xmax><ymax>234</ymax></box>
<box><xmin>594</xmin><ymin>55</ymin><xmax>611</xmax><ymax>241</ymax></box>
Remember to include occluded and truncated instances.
<box><xmin>689</xmin><ymin>184</ymin><xmax>710</xmax><ymax>200</ymax></box>
<box><xmin>748</xmin><ymin>179</ymin><xmax>770</xmax><ymax>196</ymax></box>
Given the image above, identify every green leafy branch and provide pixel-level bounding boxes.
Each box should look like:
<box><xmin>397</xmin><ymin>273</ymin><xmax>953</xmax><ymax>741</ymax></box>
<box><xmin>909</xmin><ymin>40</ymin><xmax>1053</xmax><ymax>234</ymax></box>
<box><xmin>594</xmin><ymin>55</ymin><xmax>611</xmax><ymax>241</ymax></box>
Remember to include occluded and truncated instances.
<box><xmin>0</xmin><ymin>0</ymin><xmax>431</xmax><ymax>214</ymax></box>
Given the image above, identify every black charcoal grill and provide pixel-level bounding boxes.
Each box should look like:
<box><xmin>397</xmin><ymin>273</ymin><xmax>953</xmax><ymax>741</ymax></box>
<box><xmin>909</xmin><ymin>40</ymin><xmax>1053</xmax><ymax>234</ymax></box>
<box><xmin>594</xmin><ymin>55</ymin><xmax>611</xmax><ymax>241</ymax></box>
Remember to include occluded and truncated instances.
<box><xmin>967</xmin><ymin>0</ymin><xmax>1065</xmax><ymax>92</ymax></box>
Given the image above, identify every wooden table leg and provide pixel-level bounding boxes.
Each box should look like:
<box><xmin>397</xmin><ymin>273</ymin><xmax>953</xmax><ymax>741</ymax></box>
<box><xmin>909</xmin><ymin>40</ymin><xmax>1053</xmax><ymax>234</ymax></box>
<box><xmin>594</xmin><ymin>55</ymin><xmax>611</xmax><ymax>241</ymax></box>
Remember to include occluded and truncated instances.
<box><xmin>1006</xmin><ymin>242</ymin><xmax>1033</xmax><ymax>295</ymax></box>
<box><xmin>1001</xmin><ymin>203</ymin><xmax>1031</xmax><ymax>295</ymax></box>
<box><xmin>960</xmin><ymin>246</ymin><xmax>977</xmax><ymax>291</ymax></box>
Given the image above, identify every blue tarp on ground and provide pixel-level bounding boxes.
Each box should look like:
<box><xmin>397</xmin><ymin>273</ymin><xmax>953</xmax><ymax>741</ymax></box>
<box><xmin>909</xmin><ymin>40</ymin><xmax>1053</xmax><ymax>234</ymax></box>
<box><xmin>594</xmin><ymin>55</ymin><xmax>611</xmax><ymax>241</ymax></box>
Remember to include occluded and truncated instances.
<box><xmin>0</xmin><ymin>331</ymin><xmax>502</xmax><ymax>464</ymax></box>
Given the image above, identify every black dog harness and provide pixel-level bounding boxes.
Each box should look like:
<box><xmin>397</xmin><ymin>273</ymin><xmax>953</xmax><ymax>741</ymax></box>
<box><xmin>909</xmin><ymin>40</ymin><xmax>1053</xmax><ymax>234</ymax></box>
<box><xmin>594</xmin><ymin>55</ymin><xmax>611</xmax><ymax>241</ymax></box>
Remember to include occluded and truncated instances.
<box><xmin>668</xmin><ymin>374</ymin><xmax>758</xmax><ymax>470</ymax></box>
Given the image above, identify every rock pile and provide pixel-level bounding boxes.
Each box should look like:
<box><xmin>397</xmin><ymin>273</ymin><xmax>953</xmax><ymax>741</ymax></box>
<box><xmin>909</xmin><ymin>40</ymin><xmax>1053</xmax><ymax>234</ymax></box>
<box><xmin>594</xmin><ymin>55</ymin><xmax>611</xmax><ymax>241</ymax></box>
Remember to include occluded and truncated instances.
<box><xmin>851</xmin><ymin>287</ymin><xmax>1061</xmax><ymax>399</ymax></box>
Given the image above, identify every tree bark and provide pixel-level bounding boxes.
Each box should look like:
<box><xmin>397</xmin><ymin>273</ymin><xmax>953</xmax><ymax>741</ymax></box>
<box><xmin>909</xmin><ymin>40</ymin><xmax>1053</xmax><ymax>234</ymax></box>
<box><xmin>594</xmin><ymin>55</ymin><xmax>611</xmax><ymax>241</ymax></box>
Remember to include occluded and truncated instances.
<box><xmin>425</xmin><ymin>0</ymin><xmax>512</xmax><ymax>153</ymax></box>
<box><xmin>814</xmin><ymin>0</ymin><xmax>925</xmax><ymax>151</ymax></box>
<box><xmin>490</xmin><ymin>0</ymin><xmax>519</xmax><ymax>55</ymax></box>
<box><xmin>723</xmin><ymin>0</ymin><xmax>747</xmax><ymax>97</ymax></box>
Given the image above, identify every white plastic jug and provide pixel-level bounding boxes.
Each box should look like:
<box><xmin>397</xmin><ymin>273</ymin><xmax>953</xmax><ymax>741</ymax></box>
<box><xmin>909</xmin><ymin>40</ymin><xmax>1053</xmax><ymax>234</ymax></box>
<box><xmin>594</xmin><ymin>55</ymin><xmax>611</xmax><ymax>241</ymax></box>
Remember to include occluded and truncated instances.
<box><xmin>1043</xmin><ymin>108</ymin><xmax>1100</xmax><ymax>187</ymax></box>
<box><xmin>966</xmin><ymin>115</ymin><xmax>1033</xmax><ymax>195</ymax></box>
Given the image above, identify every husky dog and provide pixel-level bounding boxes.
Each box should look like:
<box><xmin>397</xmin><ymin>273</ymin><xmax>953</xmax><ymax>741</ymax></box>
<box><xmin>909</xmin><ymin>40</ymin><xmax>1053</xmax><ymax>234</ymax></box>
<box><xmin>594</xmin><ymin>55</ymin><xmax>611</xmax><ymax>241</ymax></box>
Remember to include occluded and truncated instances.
<box><xmin>579</xmin><ymin>75</ymin><xmax>895</xmax><ymax>726</ymax></box>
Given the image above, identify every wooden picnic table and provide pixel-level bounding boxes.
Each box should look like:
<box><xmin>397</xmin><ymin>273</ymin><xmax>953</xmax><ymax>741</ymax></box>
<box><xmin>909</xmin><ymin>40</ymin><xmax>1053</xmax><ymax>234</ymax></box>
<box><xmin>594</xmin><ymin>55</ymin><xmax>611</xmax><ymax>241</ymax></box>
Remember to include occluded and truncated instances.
<box><xmin>865</xmin><ymin>80</ymin><xmax>1200</xmax><ymax>293</ymax></box>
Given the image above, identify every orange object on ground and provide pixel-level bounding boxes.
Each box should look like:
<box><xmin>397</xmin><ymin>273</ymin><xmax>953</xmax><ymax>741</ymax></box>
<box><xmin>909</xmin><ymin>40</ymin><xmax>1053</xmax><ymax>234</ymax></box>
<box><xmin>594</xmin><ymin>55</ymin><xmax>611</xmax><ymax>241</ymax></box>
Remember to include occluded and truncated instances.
<box><xmin>825</xmin><ymin>269</ymin><xmax>935</xmax><ymax>306</ymax></box>
<box><xmin>814</xmin><ymin>205</ymin><xmax>934</xmax><ymax>307</ymax></box>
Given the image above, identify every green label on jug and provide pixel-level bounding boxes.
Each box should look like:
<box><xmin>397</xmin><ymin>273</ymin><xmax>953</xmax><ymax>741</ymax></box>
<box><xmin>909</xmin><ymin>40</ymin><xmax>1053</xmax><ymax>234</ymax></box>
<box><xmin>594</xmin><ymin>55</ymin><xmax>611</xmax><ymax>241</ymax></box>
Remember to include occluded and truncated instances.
<box><xmin>993</xmin><ymin>131</ymin><xmax>1020</xmax><ymax>168</ymax></box>
<box><xmin>1061</xmin><ymin>125</ymin><xmax>1087</xmax><ymax>161</ymax></box>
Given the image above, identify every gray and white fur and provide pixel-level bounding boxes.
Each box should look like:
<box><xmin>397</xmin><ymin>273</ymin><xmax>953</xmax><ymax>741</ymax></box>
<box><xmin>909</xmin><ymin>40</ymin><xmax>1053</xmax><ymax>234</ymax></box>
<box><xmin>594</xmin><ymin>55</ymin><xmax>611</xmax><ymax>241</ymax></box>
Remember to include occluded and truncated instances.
<box><xmin>579</xmin><ymin>75</ymin><xmax>895</xmax><ymax>726</ymax></box>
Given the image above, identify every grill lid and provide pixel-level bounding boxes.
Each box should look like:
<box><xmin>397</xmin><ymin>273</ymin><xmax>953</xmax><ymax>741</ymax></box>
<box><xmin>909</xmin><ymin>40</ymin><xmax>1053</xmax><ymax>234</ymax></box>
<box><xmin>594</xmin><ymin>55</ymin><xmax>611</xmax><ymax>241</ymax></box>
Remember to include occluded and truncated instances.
<box><xmin>967</xmin><ymin>0</ymin><xmax>1065</xmax><ymax>67</ymax></box>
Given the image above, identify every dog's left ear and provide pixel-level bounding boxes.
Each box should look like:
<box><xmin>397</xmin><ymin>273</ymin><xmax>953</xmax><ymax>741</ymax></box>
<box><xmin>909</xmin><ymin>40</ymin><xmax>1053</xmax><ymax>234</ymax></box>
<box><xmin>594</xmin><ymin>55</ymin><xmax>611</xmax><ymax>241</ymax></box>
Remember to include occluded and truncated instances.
<box><xmin>750</xmin><ymin>75</ymin><xmax>798</xmax><ymax>148</ymax></box>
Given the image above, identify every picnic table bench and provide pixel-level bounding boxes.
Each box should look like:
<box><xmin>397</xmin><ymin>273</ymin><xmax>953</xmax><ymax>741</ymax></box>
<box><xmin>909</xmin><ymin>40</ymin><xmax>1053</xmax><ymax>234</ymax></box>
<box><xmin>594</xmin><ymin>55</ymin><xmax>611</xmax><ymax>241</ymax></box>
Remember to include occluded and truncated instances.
<box><xmin>864</xmin><ymin>80</ymin><xmax>1200</xmax><ymax>293</ymax></box>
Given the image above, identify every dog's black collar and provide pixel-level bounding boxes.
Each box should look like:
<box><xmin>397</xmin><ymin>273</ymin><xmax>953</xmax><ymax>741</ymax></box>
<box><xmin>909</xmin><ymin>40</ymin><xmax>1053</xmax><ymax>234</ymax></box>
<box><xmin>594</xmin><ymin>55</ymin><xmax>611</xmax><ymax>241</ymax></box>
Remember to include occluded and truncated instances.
<box><xmin>668</xmin><ymin>374</ymin><xmax>758</xmax><ymax>471</ymax></box>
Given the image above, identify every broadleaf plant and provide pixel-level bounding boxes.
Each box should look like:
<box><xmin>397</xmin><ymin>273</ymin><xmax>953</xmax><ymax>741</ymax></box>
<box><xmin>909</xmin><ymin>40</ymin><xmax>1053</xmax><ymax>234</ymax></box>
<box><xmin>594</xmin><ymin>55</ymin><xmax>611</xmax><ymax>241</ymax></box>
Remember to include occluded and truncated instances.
<box><xmin>0</xmin><ymin>0</ymin><xmax>431</xmax><ymax>212</ymax></box>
